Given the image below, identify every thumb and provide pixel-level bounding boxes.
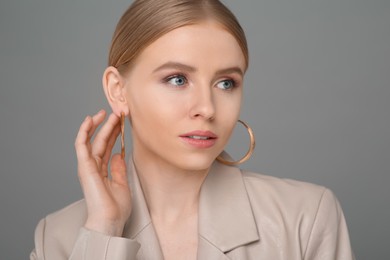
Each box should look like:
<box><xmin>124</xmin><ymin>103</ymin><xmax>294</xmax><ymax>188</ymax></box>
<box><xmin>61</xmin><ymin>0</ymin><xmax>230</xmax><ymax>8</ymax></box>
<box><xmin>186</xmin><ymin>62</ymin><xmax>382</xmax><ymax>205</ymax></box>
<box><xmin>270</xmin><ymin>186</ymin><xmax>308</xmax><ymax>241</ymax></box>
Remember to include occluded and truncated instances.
<box><xmin>110</xmin><ymin>153</ymin><xmax>128</xmax><ymax>185</ymax></box>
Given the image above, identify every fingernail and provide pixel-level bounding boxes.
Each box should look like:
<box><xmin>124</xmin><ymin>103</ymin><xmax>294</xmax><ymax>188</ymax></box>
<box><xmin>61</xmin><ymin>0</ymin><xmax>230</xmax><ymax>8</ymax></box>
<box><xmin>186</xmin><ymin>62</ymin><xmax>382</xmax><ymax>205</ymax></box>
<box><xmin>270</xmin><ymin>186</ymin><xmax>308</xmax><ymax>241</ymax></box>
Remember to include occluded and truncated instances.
<box><xmin>84</xmin><ymin>116</ymin><xmax>90</xmax><ymax>122</ymax></box>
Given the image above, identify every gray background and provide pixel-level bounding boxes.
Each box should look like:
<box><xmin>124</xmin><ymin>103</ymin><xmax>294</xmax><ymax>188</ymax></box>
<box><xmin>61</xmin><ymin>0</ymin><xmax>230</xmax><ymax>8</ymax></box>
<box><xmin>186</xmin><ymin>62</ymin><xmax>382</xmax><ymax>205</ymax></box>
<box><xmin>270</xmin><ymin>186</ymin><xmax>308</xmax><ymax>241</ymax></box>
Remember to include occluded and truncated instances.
<box><xmin>0</xmin><ymin>0</ymin><xmax>389</xmax><ymax>259</ymax></box>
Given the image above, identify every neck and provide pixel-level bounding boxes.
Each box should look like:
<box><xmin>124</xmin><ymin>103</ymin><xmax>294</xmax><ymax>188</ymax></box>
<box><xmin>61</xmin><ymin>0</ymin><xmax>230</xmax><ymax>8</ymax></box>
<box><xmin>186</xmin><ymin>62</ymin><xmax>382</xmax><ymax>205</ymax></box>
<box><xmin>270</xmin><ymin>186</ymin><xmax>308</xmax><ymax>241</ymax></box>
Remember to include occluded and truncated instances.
<box><xmin>132</xmin><ymin>152</ymin><xmax>209</xmax><ymax>223</ymax></box>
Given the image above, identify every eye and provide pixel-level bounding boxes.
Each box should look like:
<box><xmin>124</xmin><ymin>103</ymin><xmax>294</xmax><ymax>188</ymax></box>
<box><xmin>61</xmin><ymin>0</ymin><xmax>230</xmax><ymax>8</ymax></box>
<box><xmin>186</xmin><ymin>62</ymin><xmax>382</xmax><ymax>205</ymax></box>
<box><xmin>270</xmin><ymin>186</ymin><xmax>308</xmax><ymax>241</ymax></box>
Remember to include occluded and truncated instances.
<box><xmin>166</xmin><ymin>75</ymin><xmax>187</xmax><ymax>87</ymax></box>
<box><xmin>216</xmin><ymin>79</ymin><xmax>235</xmax><ymax>90</ymax></box>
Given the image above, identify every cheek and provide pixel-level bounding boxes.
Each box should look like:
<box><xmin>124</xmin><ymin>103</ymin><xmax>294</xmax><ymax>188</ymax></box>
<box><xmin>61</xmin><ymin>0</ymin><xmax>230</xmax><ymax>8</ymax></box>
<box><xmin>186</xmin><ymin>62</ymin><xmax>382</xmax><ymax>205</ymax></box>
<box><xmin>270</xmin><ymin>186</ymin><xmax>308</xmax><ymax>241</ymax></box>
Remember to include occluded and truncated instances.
<box><xmin>217</xmin><ymin>93</ymin><xmax>242</xmax><ymax>118</ymax></box>
<box><xmin>217</xmin><ymin>96</ymin><xmax>242</xmax><ymax>138</ymax></box>
<box><xmin>224</xmin><ymin>118</ymin><xmax>239</xmax><ymax>141</ymax></box>
<box><xmin>128</xmin><ymin>90</ymin><xmax>184</xmax><ymax>134</ymax></box>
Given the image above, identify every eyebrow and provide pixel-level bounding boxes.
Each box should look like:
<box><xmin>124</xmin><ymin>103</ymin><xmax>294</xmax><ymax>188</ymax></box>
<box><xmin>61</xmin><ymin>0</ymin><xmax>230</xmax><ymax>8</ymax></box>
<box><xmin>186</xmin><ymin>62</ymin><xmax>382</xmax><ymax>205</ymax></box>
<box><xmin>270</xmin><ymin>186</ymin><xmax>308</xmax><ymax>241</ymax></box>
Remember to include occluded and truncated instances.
<box><xmin>153</xmin><ymin>62</ymin><xmax>196</xmax><ymax>74</ymax></box>
<box><xmin>152</xmin><ymin>61</ymin><xmax>244</xmax><ymax>77</ymax></box>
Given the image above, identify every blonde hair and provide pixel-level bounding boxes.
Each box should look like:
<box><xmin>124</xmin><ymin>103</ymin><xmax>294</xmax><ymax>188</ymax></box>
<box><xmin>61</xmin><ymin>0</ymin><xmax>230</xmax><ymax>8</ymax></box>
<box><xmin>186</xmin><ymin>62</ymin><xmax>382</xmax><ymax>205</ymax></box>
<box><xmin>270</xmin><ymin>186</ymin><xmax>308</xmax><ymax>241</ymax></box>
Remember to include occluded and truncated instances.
<box><xmin>108</xmin><ymin>0</ymin><xmax>248</xmax><ymax>74</ymax></box>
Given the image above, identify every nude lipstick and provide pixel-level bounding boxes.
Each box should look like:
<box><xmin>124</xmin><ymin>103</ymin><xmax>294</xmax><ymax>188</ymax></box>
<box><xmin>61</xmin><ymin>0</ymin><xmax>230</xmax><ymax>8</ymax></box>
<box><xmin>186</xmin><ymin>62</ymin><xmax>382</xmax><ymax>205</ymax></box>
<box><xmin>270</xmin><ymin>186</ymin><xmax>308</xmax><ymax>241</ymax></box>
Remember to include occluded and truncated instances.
<box><xmin>179</xmin><ymin>130</ymin><xmax>218</xmax><ymax>148</ymax></box>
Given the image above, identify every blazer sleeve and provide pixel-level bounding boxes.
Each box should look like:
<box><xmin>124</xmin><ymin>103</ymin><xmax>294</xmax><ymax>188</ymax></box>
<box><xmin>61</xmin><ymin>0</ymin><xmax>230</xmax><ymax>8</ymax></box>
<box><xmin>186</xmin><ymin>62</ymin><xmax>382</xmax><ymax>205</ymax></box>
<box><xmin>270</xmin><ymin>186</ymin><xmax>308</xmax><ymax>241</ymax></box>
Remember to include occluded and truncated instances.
<box><xmin>303</xmin><ymin>189</ymin><xmax>355</xmax><ymax>260</ymax></box>
<box><xmin>30</xmin><ymin>218</ymin><xmax>140</xmax><ymax>260</ymax></box>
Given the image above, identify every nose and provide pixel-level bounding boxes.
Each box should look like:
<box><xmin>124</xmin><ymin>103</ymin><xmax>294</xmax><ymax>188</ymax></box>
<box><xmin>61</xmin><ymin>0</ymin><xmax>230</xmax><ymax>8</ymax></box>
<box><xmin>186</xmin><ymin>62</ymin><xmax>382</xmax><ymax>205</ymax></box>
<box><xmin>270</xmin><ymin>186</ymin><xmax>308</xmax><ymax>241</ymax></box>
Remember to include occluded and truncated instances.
<box><xmin>189</xmin><ymin>85</ymin><xmax>216</xmax><ymax>121</ymax></box>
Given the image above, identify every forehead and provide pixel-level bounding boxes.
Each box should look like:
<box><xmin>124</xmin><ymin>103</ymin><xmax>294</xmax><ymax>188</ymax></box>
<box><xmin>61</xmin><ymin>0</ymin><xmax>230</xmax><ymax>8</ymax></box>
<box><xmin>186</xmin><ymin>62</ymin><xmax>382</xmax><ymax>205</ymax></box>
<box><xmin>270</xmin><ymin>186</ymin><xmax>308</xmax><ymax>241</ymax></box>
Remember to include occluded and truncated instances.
<box><xmin>132</xmin><ymin>22</ymin><xmax>246</xmax><ymax>72</ymax></box>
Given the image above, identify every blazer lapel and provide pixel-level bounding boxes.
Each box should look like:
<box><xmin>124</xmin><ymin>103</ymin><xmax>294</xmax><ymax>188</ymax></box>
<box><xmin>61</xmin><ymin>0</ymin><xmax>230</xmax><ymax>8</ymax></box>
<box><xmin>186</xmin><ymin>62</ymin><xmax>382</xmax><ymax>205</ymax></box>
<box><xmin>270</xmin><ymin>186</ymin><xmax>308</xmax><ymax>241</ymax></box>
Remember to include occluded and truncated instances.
<box><xmin>122</xmin><ymin>155</ymin><xmax>259</xmax><ymax>259</ymax></box>
<box><xmin>198</xmin><ymin>160</ymin><xmax>260</xmax><ymax>254</ymax></box>
<box><xmin>197</xmin><ymin>238</ymin><xmax>233</xmax><ymax>260</ymax></box>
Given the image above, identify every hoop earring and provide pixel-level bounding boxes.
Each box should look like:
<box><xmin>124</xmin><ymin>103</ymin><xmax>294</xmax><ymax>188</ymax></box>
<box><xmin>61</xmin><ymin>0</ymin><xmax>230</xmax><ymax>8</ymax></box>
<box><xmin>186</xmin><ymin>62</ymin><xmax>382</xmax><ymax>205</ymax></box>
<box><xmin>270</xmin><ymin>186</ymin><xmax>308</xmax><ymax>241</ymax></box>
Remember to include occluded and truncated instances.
<box><xmin>216</xmin><ymin>120</ymin><xmax>255</xmax><ymax>166</ymax></box>
<box><xmin>120</xmin><ymin>112</ymin><xmax>125</xmax><ymax>159</ymax></box>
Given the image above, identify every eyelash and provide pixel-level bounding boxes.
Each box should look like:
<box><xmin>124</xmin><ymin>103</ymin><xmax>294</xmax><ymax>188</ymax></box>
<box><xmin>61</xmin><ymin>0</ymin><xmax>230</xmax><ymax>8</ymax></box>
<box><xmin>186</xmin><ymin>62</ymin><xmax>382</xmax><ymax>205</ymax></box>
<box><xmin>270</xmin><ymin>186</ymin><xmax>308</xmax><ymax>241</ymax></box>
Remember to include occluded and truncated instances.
<box><xmin>217</xmin><ymin>79</ymin><xmax>237</xmax><ymax>91</ymax></box>
<box><xmin>163</xmin><ymin>73</ymin><xmax>238</xmax><ymax>90</ymax></box>
<box><xmin>164</xmin><ymin>74</ymin><xmax>188</xmax><ymax>87</ymax></box>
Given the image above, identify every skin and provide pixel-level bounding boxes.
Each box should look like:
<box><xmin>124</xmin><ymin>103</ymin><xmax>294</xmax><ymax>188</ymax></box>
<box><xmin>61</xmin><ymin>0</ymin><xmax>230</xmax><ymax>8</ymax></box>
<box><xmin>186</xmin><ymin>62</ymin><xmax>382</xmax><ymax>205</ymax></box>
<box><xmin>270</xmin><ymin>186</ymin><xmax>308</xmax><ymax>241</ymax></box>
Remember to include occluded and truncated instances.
<box><xmin>75</xmin><ymin>21</ymin><xmax>246</xmax><ymax>260</ymax></box>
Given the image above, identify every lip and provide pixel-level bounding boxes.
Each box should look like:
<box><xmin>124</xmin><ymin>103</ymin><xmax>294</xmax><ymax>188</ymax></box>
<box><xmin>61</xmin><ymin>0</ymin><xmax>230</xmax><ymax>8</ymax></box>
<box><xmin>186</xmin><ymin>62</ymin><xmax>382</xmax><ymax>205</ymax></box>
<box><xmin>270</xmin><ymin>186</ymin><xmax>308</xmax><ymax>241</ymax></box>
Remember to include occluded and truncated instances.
<box><xmin>179</xmin><ymin>130</ymin><xmax>218</xmax><ymax>148</ymax></box>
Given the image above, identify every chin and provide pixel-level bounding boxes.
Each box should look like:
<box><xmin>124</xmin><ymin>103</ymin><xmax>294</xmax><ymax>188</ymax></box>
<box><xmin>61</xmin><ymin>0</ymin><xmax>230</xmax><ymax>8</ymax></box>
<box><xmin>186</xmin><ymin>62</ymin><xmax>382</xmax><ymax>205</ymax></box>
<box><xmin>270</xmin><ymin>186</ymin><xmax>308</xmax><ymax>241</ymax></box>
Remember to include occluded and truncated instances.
<box><xmin>174</xmin><ymin>152</ymin><xmax>217</xmax><ymax>172</ymax></box>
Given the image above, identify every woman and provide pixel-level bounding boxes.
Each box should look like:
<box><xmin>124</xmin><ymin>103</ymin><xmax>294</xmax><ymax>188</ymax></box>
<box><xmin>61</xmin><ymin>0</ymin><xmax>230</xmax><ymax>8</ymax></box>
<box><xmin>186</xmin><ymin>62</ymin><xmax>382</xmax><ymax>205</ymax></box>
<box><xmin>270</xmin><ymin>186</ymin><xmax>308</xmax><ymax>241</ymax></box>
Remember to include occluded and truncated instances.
<box><xmin>30</xmin><ymin>0</ymin><xmax>354</xmax><ymax>259</ymax></box>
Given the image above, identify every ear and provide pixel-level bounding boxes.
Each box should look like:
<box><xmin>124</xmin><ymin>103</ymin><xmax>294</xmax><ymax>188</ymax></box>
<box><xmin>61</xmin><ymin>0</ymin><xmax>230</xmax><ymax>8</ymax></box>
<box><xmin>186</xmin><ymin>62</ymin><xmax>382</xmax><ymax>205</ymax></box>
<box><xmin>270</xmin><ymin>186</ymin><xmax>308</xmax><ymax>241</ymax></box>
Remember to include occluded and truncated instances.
<box><xmin>102</xmin><ymin>66</ymin><xmax>130</xmax><ymax>117</ymax></box>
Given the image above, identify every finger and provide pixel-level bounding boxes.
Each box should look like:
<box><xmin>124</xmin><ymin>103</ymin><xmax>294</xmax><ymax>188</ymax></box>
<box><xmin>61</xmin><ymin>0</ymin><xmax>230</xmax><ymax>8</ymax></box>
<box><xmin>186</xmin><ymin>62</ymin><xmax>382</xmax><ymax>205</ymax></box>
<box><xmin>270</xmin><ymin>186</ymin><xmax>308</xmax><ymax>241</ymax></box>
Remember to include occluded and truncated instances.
<box><xmin>110</xmin><ymin>154</ymin><xmax>128</xmax><ymax>186</ymax></box>
<box><xmin>91</xmin><ymin>113</ymin><xmax>120</xmax><ymax>158</ymax></box>
<box><xmin>75</xmin><ymin>116</ymin><xmax>94</xmax><ymax>161</ymax></box>
<box><xmin>102</xmin><ymin>123</ymin><xmax>121</xmax><ymax>167</ymax></box>
<box><xmin>88</xmin><ymin>109</ymin><xmax>106</xmax><ymax>139</ymax></box>
<box><xmin>75</xmin><ymin>116</ymin><xmax>103</xmax><ymax>183</ymax></box>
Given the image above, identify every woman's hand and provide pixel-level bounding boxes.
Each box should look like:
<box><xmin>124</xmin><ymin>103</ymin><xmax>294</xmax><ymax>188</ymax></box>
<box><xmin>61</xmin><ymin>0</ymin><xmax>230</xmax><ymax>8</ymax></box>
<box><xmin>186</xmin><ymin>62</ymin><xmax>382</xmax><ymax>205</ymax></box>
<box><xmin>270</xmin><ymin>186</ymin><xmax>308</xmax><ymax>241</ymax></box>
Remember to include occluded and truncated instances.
<box><xmin>75</xmin><ymin>110</ymin><xmax>131</xmax><ymax>236</ymax></box>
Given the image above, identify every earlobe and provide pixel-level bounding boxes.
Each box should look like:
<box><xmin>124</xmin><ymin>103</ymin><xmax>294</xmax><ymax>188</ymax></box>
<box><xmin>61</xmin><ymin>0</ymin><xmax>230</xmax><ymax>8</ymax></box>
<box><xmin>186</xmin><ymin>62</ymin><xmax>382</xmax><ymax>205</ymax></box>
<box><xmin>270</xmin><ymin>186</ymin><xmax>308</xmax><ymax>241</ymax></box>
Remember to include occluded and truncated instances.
<box><xmin>102</xmin><ymin>66</ymin><xmax>130</xmax><ymax>117</ymax></box>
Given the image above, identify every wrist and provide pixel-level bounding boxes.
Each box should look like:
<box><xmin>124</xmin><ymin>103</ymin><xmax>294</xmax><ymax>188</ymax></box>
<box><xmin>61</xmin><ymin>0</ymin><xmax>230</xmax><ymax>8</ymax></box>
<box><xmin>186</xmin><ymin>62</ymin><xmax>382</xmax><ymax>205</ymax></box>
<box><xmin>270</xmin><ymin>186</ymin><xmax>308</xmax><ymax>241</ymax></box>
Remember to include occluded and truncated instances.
<box><xmin>84</xmin><ymin>218</ymin><xmax>125</xmax><ymax>237</ymax></box>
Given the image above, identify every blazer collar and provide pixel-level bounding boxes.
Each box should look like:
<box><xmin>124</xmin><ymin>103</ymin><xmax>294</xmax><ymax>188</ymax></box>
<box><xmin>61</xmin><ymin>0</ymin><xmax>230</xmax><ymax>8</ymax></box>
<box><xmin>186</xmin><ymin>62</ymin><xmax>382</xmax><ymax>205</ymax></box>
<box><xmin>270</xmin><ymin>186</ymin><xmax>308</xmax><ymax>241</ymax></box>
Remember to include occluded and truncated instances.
<box><xmin>125</xmin><ymin>158</ymin><xmax>151</xmax><ymax>238</ymax></box>
<box><xmin>198</xmin><ymin>160</ymin><xmax>259</xmax><ymax>252</ymax></box>
<box><xmin>124</xmin><ymin>155</ymin><xmax>259</xmax><ymax>256</ymax></box>
<box><xmin>124</xmin><ymin>158</ymin><xmax>164</xmax><ymax>259</ymax></box>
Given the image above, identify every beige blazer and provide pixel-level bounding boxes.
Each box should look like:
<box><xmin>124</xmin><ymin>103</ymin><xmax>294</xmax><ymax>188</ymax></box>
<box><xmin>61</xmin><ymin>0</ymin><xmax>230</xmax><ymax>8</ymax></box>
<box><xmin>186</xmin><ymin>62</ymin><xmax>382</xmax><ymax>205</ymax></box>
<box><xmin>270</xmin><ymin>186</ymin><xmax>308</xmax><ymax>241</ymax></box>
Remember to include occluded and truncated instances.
<box><xmin>30</xmin><ymin>158</ymin><xmax>354</xmax><ymax>259</ymax></box>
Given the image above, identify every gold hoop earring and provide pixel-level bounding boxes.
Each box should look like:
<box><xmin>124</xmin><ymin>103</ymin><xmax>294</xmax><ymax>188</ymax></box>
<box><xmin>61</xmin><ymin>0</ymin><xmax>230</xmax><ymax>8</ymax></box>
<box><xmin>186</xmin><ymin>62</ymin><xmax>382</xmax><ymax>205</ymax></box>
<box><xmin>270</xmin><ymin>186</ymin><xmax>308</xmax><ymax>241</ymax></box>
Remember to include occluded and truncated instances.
<box><xmin>217</xmin><ymin>120</ymin><xmax>255</xmax><ymax>166</ymax></box>
<box><xmin>120</xmin><ymin>112</ymin><xmax>125</xmax><ymax>159</ymax></box>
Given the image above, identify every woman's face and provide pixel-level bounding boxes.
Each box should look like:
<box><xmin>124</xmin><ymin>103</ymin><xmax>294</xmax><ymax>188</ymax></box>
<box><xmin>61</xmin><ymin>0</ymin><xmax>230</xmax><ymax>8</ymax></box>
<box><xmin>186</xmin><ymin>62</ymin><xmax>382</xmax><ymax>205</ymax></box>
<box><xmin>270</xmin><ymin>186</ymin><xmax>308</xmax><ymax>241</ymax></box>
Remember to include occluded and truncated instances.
<box><xmin>123</xmin><ymin>21</ymin><xmax>246</xmax><ymax>171</ymax></box>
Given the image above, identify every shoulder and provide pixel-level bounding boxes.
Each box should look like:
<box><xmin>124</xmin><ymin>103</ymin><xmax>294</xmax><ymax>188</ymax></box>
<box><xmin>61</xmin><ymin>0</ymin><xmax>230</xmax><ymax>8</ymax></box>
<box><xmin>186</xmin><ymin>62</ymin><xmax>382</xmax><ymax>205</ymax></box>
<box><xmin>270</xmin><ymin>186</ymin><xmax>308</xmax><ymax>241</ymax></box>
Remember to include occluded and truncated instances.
<box><xmin>239</xmin><ymin>170</ymin><xmax>351</xmax><ymax>256</ymax></box>
<box><xmin>241</xmin><ymin>170</ymin><xmax>330</xmax><ymax>205</ymax></box>
<box><xmin>34</xmin><ymin>200</ymin><xmax>87</xmax><ymax>257</ymax></box>
<box><xmin>42</xmin><ymin>199</ymin><xmax>87</xmax><ymax>234</ymax></box>
<box><xmin>240</xmin><ymin>170</ymin><xmax>341</xmax><ymax>236</ymax></box>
